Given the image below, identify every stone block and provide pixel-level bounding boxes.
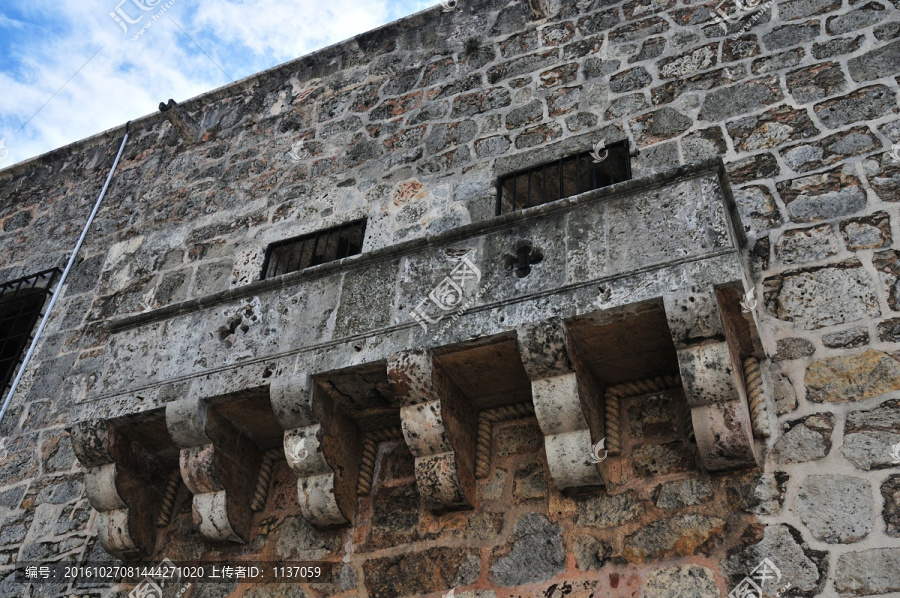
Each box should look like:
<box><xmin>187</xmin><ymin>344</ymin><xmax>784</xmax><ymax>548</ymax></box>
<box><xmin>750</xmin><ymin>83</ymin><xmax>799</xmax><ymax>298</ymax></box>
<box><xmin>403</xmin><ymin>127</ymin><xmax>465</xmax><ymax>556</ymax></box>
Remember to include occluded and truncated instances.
<box><xmin>771</xmin><ymin>412</ymin><xmax>834</xmax><ymax>463</ymax></box>
<box><xmin>776</xmin><ymin>169</ymin><xmax>866</xmax><ymax>223</ymax></box>
<box><xmin>764</xmin><ymin>260</ymin><xmax>878</xmax><ymax>329</ymax></box>
<box><xmin>775</xmin><ymin>225</ymin><xmax>839</xmax><ymax>265</ymax></box>
<box><xmin>732</xmin><ymin>185</ymin><xmax>781</xmax><ymax>231</ymax></box>
<box><xmin>576</xmin><ymin>491</ymin><xmax>642</xmax><ymax>528</ymax></box>
<box><xmin>827</xmin><ymin>1</ymin><xmax>888</xmax><ymax>35</ymax></box>
<box><xmin>841</xmin><ymin>398</ymin><xmax>900</xmax><ymax>469</ymax></box>
<box><xmin>623</xmin><ymin>514</ymin><xmax>725</xmax><ymax>562</ymax></box>
<box><xmin>643</xmin><ymin>565</ymin><xmax>719</xmax><ymax>598</ymax></box>
<box><xmin>654</xmin><ymin>478</ymin><xmax>714</xmax><ymax>508</ymax></box>
<box><xmin>807</xmin><ymin>352</ymin><xmax>900</xmax><ymax>403</ymax></box>
<box><xmin>782</xmin><ymin>126</ymin><xmax>879</xmax><ymax>173</ymax></box>
<box><xmin>762</xmin><ymin>20</ymin><xmax>821</xmax><ymax>50</ymax></box>
<box><xmin>786</xmin><ymin>61</ymin><xmax>847</xmax><ymax>104</ymax></box>
<box><xmin>834</xmin><ymin>548</ymin><xmax>900</xmax><ymax>595</ymax></box>
<box><xmin>630</xmin><ymin>107</ymin><xmax>692</xmax><ymax>145</ymax></box>
<box><xmin>699</xmin><ymin>76</ymin><xmax>783</xmax><ymax>122</ymax></box>
<box><xmin>726</xmin><ymin>104</ymin><xmax>820</xmax><ymax>152</ymax></box>
<box><xmin>609</xmin><ymin>67</ymin><xmax>652</xmax><ymax>93</ymax></box>
<box><xmin>814</xmin><ymin>85</ymin><xmax>898</xmax><ymax>129</ymax></box>
<box><xmin>841</xmin><ymin>212</ymin><xmax>891</xmax><ymax>250</ymax></box>
<box><xmin>822</xmin><ymin>326</ymin><xmax>869</xmax><ymax>348</ymax></box>
<box><xmin>721</xmin><ymin>524</ymin><xmax>826</xmax><ymax>594</ymax></box>
<box><xmin>882</xmin><ymin>475</ymin><xmax>900</xmax><ymax>538</ymax></box>
<box><xmin>772</xmin><ymin>337</ymin><xmax>816</xmax><ymax>361</ymax></box>
<box><xmin>489</xmin><ymin>513</ymin><xmax>565</xmax><ymax>586</ymax></box>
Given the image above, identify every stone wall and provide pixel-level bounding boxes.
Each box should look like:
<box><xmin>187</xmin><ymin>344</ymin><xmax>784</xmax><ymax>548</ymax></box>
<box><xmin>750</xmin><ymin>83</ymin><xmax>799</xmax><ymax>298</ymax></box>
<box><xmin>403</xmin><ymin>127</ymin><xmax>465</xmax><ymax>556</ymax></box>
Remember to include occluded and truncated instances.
<box><xmin>0</xmin><ymin>0</ymin><xmax>898</xmax><ymax>595</ymax></box>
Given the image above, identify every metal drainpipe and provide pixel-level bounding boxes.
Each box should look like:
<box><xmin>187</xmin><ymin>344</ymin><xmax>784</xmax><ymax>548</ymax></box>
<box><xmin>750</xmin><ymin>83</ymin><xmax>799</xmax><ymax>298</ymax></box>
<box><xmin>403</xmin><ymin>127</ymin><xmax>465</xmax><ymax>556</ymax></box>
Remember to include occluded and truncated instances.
<box><xmin>0</xmin><ymin>122</ymin><xmax>131</xmax><ymax>431</ymax></box>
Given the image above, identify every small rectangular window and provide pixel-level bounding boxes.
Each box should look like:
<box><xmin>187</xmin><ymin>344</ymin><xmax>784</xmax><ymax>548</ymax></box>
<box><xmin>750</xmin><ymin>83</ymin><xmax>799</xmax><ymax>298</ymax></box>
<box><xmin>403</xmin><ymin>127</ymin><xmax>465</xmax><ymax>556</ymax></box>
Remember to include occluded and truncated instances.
<box><xmin>1</xmin><ymin>269</ymin><xmax>60</xmax><ymax>399</ymax></box>
<box><xmin>496</xmin><ymin>141</ymin><xmax>632</xmax><ymax>215</ymax></box>
<box><xmin>261</xmin><ymin>219</ymin><xmax>367</xmax><ymax>280</ymax></box>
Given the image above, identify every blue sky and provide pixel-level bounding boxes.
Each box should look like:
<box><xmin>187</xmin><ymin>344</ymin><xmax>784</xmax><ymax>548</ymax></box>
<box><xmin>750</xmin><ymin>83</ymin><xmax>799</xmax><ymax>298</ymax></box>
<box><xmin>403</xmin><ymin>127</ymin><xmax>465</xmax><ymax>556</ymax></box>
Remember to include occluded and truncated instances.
<box><xmin>0</xmin><ymin>0</ymin><xmax>431</xmax><ymax>167</ymax></box>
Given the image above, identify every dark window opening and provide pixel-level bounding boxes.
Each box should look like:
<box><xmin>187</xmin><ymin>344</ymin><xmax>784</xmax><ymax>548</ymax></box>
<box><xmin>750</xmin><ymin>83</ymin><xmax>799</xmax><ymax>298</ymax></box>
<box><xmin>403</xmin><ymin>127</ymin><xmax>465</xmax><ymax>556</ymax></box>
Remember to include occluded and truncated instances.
<box><xmin>1</xmin><ymin>269</ymin><xmax>60</xmax><ymax>399</ymax></box>
<box><xmin>261</xmin><ymin>219</ymin><xmax>367</xmax><ymax>280</ymax></box>
<box><xmin>496</xmin><ymin>141</ymin><xmax>632</xmax><ymax>215</ymax></box>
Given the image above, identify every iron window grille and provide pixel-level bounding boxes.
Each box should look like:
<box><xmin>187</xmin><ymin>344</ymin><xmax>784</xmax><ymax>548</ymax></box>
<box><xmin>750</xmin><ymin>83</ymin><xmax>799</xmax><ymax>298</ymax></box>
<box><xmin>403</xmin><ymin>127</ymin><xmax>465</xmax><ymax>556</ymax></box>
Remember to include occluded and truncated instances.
<box><xmin>0</xmin><ymin>269</ymin><xmax>61</xmax><ymax>400</ymax></box>
<box><xmin>496</xmin><ymin>140</ymin><xmax>632</xmax><ymax>215</ymax></box>
<box><xmin>261</xmin><ymin>219</ymin><xmax>367</xmax><ymax>280</ymax></box>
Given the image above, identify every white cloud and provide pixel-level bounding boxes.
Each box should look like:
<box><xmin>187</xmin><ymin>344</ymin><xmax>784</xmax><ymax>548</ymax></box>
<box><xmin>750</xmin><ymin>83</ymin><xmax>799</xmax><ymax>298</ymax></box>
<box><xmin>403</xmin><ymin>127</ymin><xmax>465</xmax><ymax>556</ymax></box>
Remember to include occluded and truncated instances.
<box><xmin>0</xmin><ymin>0</ymin><xmax>422</xmax><ymax>168</ymax></box>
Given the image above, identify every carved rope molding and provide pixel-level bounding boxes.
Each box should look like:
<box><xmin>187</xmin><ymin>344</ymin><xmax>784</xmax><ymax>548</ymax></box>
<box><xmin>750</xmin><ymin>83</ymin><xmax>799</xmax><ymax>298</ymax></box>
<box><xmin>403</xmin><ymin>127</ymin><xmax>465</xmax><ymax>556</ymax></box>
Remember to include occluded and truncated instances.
<box><xmin>165</xmin><ymin>398</ymin><xmax>262</xmax><ymax>543</ymax></box>
<box><xmin>662</xmin><ymin>286</ymin><xmax>761</xmax><ymax>471</ymax></box>
<box><xmin>69</xmin><ymin>420</ymin><xmax>172</xmax><ymax>559</ymax></box>
<box><xmin>516</xmin><ymin>318</ymin><xmax>605</xmax><ymax>490</ymax></box>
<box><xmin>387</xmin><ymin>349</ymin><xmax>478</xmax><ymax>511</ymax></box>
<box><xmin>270</xmin><ymin>373</ymin><xmax>363</xmax><ymax>527</ymax></box>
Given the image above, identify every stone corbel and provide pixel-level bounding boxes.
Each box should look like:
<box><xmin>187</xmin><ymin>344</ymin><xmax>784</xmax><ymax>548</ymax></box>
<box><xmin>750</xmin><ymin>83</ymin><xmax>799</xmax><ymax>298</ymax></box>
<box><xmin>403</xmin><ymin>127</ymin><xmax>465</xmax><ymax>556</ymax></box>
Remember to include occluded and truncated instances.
<box><xmin>663</xmin><ymin>286</ymin><xmax>760</xmax><ymax>471</ymax></box>
<box><xmin>516</xmin><ymin>319</ymin><xmax>605</xmax><ymax>490</ymax></box>
<box><xmin>165</xmin><ymin>398</ymin><xmax>262</xmax><ymax>543</ymax></box>
<box><xmin>69</xmin><ymin>420</ymin><xmax>170</xmax><ymax>559</ymax></box>
<box><xmin>388</xmin><ymin>349</ymin><xmax>477</xmax><ymax>511</ymax></box>
<box><xmin>270</xmin><ymin>373</ymin><xmax>362</xmax><ymax>527</ymax></box>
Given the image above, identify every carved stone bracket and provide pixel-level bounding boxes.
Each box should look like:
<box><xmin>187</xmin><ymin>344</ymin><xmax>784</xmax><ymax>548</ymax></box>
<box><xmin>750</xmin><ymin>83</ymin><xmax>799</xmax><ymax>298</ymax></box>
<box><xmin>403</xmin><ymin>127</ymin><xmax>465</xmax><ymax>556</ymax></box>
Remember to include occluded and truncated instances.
<box><xmin>663</xmin><ymin>286</ymin><xmax>760</xmax><ymax>471</ymax></box>
<box><xmin>165</xmin><ymin>398</ymin><xmax>262</xmax><ymax>543</ymax></box>
<box><xmin>271</xmin><ymin>373</ymin><xmax>362</xmax><ymax>527</ymax></box>
<box><xmin>516</xmin><ymin>319</ymin><xmax>604</xmax><ymax>490</ymax></box>
<box><xmin>388</xmin><ymin>349</ymin><xmax>477</xmax><ymax>511</ymax></box>
<box><xmin>69</xmin><ymin>420</ymin><xmax>171</xmax><ymax>559</ymax></box>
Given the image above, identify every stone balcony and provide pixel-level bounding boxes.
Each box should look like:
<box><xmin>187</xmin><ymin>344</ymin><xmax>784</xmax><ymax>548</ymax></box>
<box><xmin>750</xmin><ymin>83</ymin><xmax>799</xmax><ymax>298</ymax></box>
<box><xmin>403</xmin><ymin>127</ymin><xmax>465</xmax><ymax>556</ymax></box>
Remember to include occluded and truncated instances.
<box><xmin>68</xmin><ymin>158</ymin><xmax>772</xmax><ymax>558</ymax></box>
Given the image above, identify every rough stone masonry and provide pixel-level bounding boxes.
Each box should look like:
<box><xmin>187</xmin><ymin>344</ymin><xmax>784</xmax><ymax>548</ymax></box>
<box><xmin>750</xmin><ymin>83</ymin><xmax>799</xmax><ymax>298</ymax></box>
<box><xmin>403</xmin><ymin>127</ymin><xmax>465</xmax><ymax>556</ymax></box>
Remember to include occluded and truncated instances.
<box><xmin>0</xmin><ymin>0</ymin><xmax>899</xmax><ymax>596</ymax></box>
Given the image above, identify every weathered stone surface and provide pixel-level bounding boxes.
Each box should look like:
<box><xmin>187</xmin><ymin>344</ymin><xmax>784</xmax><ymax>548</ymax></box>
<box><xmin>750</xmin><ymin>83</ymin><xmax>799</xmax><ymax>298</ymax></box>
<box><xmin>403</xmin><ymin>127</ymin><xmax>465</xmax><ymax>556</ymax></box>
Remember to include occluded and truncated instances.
<box><xmin>841</xmin><ymin>212</ymin><xmax>891</xmax><ymax>250</ymax></box>
<box><xmin>632</xmin><ymin>442</ymin><xmax>695</xmax><ymax>476</ymax></box>
<box><xmin>726</xmin><ymin>104</ymin><xmax>819</xmax><ymax>152</ymax></box>
<box><xmin>681</xmin><ymin>127</ymin><xmax>727</xmax><ymax>161</ymax></box>
<box><xmin>727</xmin><ymin>152</ymin><xmax>780</xmax><ymax>185</ymax></box>
<box><xmin>776</xmin><ymin>169</ymin><xmax>867</xmax><ymax>222</ymax></box>
<box><xmin>654</xmin><ymin>478</ymin><xmax>714</xmax><ymax>509</ymax></box>
<box><xmin>763</xmin><ymin>260</ymin><xmax>879</xmax><ymax>329</ymax></box>
<box><xmin>848</xmin><ymin>39</ymin><xmax>900</xmax><ymax>82</ymax></box>
<box><xmin>808</xmin><ymin>352</ymin><xmax>900</xmax><ymax>404</ymax></box>
<box><xmin>762</xmin><ymin>20</ymin><xmax>821</xmax><ymax>50</ymax></box>
<box><xmin>722</xmin><ymin>524</ymin><xmax>826</xmax><ymax>594</ymax></box>
<box><xmin>882</xmin><ymin>475</ymin><xmax>900</xmax><ymax>538</ymax></box>
<box><xmin>630</xmin><ymin>107</ymin><xmax>692</xmax><ymax>145</ymax></box>
<box><xmin>772</xmin><ymin>337</ymin><xmax>815</xmax><ymax>361</ymax></box>
<box><xmin>812</xmin><ymin>34</ymin><xmax>864</xmax><ymax>59</ymax></box>
<box><xmin>513</xmin><ymin>461</ymin><xmax>547</xmax><ymax>499</ymax></box>
<box><xmin>574</xmin><ymin>535</ymin><xmax>611</xmax><ymax>571</ymax></box>
<box><xmin>783</xmin><ymin>126</ymin><xmax>880</xmax><ymax>173</ymax></box>
<box><xmin>771</xmin><ymin>371</ymin><xmax>798</xmax><ymax>415</ymax></box>
<box><xmin>827</xmin><ymin>2</ymin><xmax>888</xmax><ymax>35</ymax></box>
<box><xmin>643</xmin><ymin>565</ymin><xmax>719</xmax><ymax>598</ymax></box>
<box><xmin>822</xmin><ymin>326</ymin><xmax>869</xmax><ymax>348</ymax></box>
<box><xmin>842</xmin><ymin>398</ymin><xmax>900</xmax><ymax>469</ymax></box>
<box><xmin>834</xmin><ymin>548</ymin><xmax>900</xmax><ymax>595</ymax></box>
<box><xmin>732</xmin><ymin>185</ymin><xmax>781</xmax><ymax>232</ymax></box>
<box><xmin>576</xmin><ymin>491</ymin><xmax>641</xmax><ymax>528</ymax></box>
<box><xmin>787</xmin><ymin>61</ymin><xmax>847</xmax><ymax>104</ymax></box>
<box><xmin>699</xmin><ymin>76</ymin><xmax>783</xmax><ymax>121</ymax></box>
<box><xmin>623</xmin><ymin>514</ymin><xmax>725</xmax><ymax>562</ymax></box>
<box><xmin>726</xmin><ymin>472</ymin><xmax>790</xmax><ymax>515</ymax></box>
<box><xmin>609</xmin><ymin>67</ymin><xmax>652</xmax><ymax>93</ymax></box>
<box><xmin>872</xmin><ymin>249</ymin><xmax>900</xmax><ymax>310</ymax></box>
<box><xmin>657</xmin><ymin>44</ymin><xmax>717</xmax><ymax>79</ymax></box>
<box><xmin>797</xmin><ymin>474</ymin><xmax>874</xmax><ymax>543</ymax></box>
<box><xmin>772</xmin><ymin>412</ymin><xmax>834</xmax><ymax>463</ymax></box>
<box><xmin>814</xmin><ymin>85</ymin><xmax>898</xmax><ymax>129</ymax></box>
<box><xmin>490</xmin><ymin>513</ymin><xmax>565</xmax><ymax>586</ymax></box>
<box><xmin>363</xmin><ymin>547</ymin><xmax>470</xmax><ymax>598</ymax></box>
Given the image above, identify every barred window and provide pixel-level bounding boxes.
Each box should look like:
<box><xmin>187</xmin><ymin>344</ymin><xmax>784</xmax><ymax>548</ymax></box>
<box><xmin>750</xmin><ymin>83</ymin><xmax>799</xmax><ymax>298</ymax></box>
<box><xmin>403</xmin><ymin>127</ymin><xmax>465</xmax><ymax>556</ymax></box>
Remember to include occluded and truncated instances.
<box><xmin>496</xmin><ymin>141</ymin><xmax>632</xmax><ymax>215</ymax></box>
<box><xmin>261</xmin><ymin>219</ymin><xmax>367</xmax><ymax>280</ymax></box>
<box><xmin>1</xmin><ymin>269</ymin><xmax>60</xmax><ymax>398</ymax></box>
